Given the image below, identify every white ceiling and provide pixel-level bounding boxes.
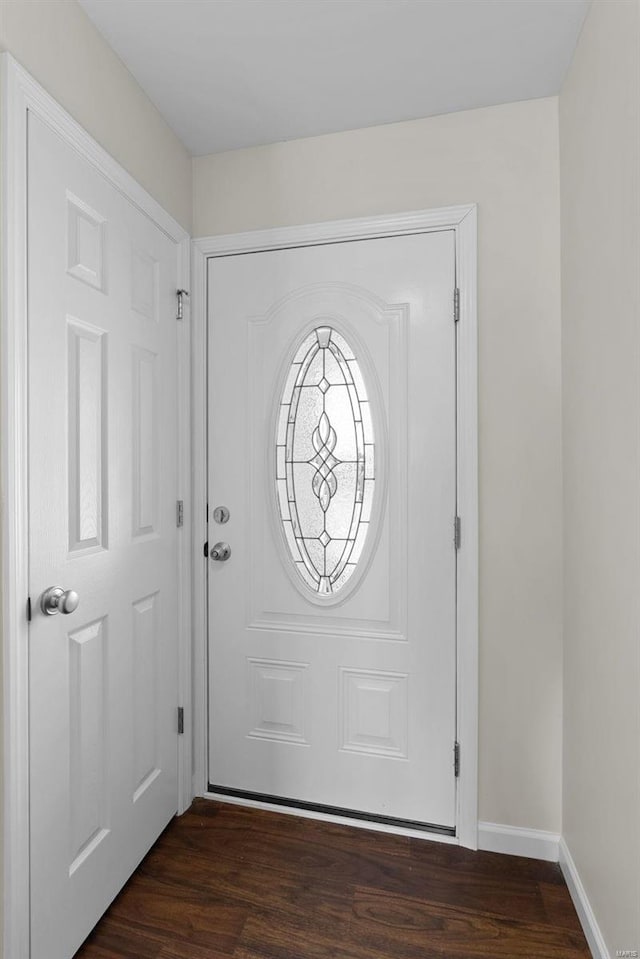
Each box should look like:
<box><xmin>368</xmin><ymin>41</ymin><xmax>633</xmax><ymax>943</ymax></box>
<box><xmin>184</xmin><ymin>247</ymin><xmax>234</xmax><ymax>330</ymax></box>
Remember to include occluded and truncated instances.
<box><xmin>79</xmin><ymin>0</ymin><xmax>589</xmax><ymax>157</ymax></box>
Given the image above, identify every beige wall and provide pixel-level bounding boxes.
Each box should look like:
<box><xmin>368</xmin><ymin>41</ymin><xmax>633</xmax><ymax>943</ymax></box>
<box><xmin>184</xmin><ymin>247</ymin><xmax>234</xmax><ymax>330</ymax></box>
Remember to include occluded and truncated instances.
<box><xmin>0</xmin><ymin>0</ymin><xmax>192</xmax><ymax>230</ymax></box>
<box><xmin>193</xmin><ymin>97</ymin><xmax>564</xmax><ymax>833</ymax></box>
<box><xmin>560</xmin><ymin>0</ymin><xmax>640</xmax><ymax>953</ymax></box>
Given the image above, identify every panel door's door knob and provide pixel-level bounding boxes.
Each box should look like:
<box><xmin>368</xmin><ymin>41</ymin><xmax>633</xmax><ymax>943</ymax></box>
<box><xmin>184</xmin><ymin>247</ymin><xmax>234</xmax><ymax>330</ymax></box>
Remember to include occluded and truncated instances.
<box><xmin>40</xmin><ymin>586</ymin><xmax>80</xmax><ymax>616</ymax></box>
<box><xmin>210</xmin><ymin>542</ymin><xmax>231</xmax><ymax>562</ymax></box>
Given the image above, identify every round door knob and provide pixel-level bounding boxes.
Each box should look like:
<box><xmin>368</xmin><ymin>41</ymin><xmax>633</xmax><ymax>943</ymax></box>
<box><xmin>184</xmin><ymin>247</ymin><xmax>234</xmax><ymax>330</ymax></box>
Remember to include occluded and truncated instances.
<box><xmin>40</xmin><ymin>586</ymin><xmax>80</xmax><ymax>616</ymax></box>
<box><xmin>210</xmin><ymin>542</ymin><xmax>231</xmax><ymax>562</ymax></box>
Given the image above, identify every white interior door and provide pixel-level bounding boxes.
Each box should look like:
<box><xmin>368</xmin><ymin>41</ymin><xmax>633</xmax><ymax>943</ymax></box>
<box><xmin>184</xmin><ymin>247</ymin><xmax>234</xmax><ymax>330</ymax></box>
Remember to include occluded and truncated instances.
<box><xmin>207</xmin><ymin>231</ymin><xmax>458</xmax><ymax>829</ymax></box>
<box><xmin>28</xmin><ymin>112</ymin><xmax>181</xmax><ymax>959</ymax></box>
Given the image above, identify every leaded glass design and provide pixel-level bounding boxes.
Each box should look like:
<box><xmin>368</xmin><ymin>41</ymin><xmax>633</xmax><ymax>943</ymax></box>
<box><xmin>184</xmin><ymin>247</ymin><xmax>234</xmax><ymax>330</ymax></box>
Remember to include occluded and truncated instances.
<box><xmin>276</xmin><ymin>326</ymin><xmax>375</xmax><ymax>596</ymax></box>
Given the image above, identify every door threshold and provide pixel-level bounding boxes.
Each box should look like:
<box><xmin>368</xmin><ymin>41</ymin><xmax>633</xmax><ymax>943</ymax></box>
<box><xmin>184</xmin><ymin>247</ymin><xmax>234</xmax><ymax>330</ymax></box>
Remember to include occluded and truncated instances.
<box><xmin>205</xmin><ymin>784</ymin><xmax>457</xmax><ymax>843</ymax></box>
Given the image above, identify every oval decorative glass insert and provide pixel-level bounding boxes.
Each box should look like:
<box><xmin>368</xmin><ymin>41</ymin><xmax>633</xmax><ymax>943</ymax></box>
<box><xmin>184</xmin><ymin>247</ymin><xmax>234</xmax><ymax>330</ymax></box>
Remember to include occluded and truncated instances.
<box><xmin>275</xmin><ymin>326</ymin><xmax>375</xmax><ymax>596</ymax></box>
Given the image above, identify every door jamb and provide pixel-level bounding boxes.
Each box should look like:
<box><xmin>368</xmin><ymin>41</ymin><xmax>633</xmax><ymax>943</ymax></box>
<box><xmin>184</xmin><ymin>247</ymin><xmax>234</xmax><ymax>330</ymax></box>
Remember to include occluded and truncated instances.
<box><xmin>192</xmin><ymin>204</ymin><xmax>478</xmax><ymax>849</ymax></box>
<box><xmin>1</xmin><ymin>54</ymin><xmax>193</xmax><ymax>959</ymax></box>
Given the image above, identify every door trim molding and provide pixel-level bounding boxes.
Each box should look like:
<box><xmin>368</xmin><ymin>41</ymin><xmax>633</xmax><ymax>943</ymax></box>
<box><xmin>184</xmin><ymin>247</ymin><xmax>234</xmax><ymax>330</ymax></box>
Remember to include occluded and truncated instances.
<box><xmin>192</xmin><ymin>203</ymin><xmax>478</xmax><ymax>848</ymax></box>
<box><xmin>1</xmin><ymin>53</ymin><xmax>192</xmax><ymax>959</ymax></box>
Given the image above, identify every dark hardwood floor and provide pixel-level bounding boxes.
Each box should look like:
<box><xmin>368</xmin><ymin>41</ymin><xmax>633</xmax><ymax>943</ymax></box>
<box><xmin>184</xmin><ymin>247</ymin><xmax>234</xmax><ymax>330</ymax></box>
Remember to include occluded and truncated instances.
<box><xmin>74</xmin><ymin>799</ymin><xmax>590</xmax><ymax>959</ymax></box>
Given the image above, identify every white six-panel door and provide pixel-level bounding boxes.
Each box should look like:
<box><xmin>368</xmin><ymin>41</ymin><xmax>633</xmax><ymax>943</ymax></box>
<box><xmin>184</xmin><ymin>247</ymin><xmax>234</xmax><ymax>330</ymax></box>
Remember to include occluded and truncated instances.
<box><xmin>28</xmin><ymin>112</ymin><xmax>181</xmax><ymax>959</ymax></box>
<box><xmin>207</xmin><ymin>231</ymin><xmax>457</xmax><ymax>828</ymax></box>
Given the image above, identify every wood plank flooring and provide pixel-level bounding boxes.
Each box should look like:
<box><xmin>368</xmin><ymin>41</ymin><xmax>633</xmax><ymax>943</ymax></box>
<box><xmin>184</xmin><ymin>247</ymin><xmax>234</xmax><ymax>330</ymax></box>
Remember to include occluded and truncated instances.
<box><xmin>74</xmin><ymin>799</ymin><xmax>590</xmax><ymax>959</ymax></box>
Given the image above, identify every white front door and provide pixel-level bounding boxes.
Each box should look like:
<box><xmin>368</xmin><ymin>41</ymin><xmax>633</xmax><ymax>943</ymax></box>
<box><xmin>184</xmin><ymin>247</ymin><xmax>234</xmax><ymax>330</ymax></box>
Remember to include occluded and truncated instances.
<box><xmin>208</xmin><ymin>231</ymin><xmax>458</xmax><ymax>829</ymax></box>
<box><xmin>28</xmin><ymin>112</ymin><xmax>181</xmax><ymax>959</ymax></box>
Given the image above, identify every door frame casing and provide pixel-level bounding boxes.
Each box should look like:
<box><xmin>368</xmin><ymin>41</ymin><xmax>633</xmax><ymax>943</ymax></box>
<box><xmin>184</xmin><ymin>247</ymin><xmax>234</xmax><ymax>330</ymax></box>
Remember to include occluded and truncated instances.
<box><xmin>192</xmin><ymin>204</ymin><xmax>478</xmax><ymax>848</ymax></box>
<box><xmin>1</xmin><ymin>54</ymin><xmax>193</xmax><ymax>959</ymax></box>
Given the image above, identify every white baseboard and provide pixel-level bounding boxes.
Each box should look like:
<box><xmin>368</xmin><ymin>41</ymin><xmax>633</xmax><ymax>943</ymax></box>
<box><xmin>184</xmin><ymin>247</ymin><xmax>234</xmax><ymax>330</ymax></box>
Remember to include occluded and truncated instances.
<box><xmin>559</xmin><ymin>837</ymin><xmax>610</xmax><ymax>959</ymax></box>
<box><xmin>478</xmin><ymin>821</ymin><xmax>560</xmax><ymax>862</ymax></box>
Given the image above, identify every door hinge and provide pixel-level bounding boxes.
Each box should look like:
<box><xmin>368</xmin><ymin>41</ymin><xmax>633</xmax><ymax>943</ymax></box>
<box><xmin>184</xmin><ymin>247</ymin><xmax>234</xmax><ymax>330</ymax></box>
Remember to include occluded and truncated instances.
<box><xmin>177</xmin><ymin>706</ymin><xmax>185</xmax><ymax>735</ymax></box>
<box><xmin>176</xmin><ymin>288</ymin><xmax>189</xmax><ymax>321</ymax></box>
<box><xmin>454</xmin><ymin>515</ymin><xmax>461</xmax><ymax>550</ymax></box>
<box><xmin>454</xmin><ymin>741</ymin><xmax>460</xmax><ymax>777</ymax></box>
<box><xmin>176</xmin><ymin>499</ymin><xmax>184</xmax><ymax>527</ymax></box>
<box><xmin>454</xmin><ymin>287</ymin><xmax>460</xmax><ymax>323</ymax></box>
<box><xmin>27</xmin><ymin>597</ymin><xmax>32</xmax><ymax>622</ymax></box>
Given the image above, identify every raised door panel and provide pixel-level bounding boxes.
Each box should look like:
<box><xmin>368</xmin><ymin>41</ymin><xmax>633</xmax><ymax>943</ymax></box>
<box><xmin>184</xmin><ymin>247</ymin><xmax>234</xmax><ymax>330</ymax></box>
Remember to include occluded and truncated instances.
<box><xmin>66</xmin><ymin>193</ymin><xmax>106</xmax><ymax>292</ymax></box>
<box><xmin>131</xmin><ymin>248</ymin><xmax>159</xmax><ymax>322</ymax></box>
<box><xmin>131</xmin><ymin>346</ymin><xmax>158</xmax><ymax>539</ymax></box>
<box><xmin>68</xmin><ymin>618</ymin><xmax>110</xmax><ymax>875</ymax></box>
<box><xmin>247</xmin><ymin>658</ymin><xmax>309</xmax><ymax>745</ymax></box>
<box><xmin>340</xmin><ymin>668</ymin><xmax>409</xmax><ymax>759</ymax></box>
<box><xmin>67</xmin><ymin>318</ymin><xmax>107</xmax><ymax>553</ymax></box>
<box><xmin>132</xmin><ymin>593</ymin><xmax>161</xmax><ymax>802</ymax></box>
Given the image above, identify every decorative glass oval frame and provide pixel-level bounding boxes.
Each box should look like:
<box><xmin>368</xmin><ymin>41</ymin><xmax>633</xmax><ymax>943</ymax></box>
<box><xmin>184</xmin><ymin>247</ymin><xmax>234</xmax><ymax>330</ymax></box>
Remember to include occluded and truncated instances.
<box><xmin>272</xmin><ymin>320</ymin><xmax>386</xmax><ymax>606</ymax></box>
